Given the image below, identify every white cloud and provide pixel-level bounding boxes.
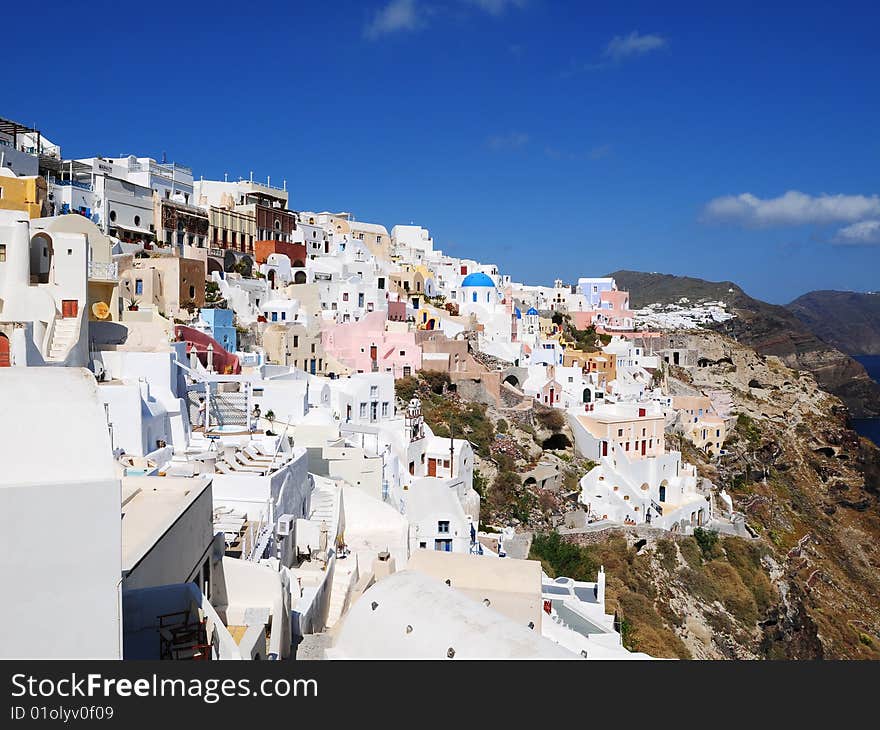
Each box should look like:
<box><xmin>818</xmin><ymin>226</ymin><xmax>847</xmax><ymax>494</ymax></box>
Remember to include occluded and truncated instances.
<box><xmin>464</xmin><ymin>0</ymin><xmax>527</xmax><ymax>15</ymax></box>
<box><xmin>702</xmin><ymin>191</ymin><xmax>880</xmax><ymax>227</ymax></box>
<box><xmin>603</xmin><ymin>31</ymin><xmax>667</xmax><ymax>62</ymax></box>
<box><xmin>589</xmin><ymin>143</ymin><xmax>612</xmax><ymax>160</ymax></box>
<box><xmin>488</xmin><ymin>131</ymin><xmax>529</xmax><ymax>150</ymax></box>
<box><xmin>834</xmin><ymin>220</ymin><xmax>880</xmax><ymax>245</ymax></box>
<box><xmin>364</xmin><ymin>0</ymin><xmax>424</xmax><ymax>40</ymax></box>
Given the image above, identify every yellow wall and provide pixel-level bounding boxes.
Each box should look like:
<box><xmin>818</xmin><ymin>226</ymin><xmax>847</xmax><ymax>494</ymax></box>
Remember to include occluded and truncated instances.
<box><xmin>0</xmin><ymin>175</ymin><xmax>47</xmax><ymax>218</ymax></box>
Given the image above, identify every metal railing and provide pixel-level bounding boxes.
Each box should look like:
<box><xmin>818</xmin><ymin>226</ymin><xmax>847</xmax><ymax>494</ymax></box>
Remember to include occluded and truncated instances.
<box><xmin>88</xmin><ymin>260</ymin><xmax>119</xmax><ymax>281</ymax></box>
<box><xmin>49</xmin><ymin>176</ymin><xmax>93</xmax><ymax>191</ymax></box>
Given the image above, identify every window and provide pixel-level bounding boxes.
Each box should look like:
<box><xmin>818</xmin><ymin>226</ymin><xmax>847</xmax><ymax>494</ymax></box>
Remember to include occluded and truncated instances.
<box><xmin>0</xmin><ymin>244</ymin><xmax>6</xmax><ymax>262</ymax></box>
<box><xmin>617</xmin><ymin>428</ymin><xmax>623</xmax><ymax>437</ymax></box>
<box><xmin>189</xmin><ymin>286</ymin><xmax>195</xmax><ymax>298</ymax></box>
<box><xmin>419</xmin><ymin>542</ymin><xmax>427</xmax><ymax>549</ymax></box>
<box><xmin>370</xmin><ymin>386</ymin><xmax>378</xmax><ymax>398</ymax></box>
<box><xmin>381</xmin><ymin>402</ymin><xmax>389</xmax><ymax>417</ymax></box>
<box><xmin>438</xmin><ymin>521</ymin><xmax>450</xmax><ymax>533</ymax></box>
<box><xmin>134</xmin><ymin>215</ymin><xmax>141</xmax><ymax>227</ymax></box>
<box><xmin>109</xmin><ymin>210</ymin><xmax>116</xmax><ymax>222</ymax></box>
<box><xmin>359</xmin><ymin>403</ymin><xmax>367</xmax><ymax>418</ymax></box>
<box><xmin>342</xmin><ymin>292</ymin><xmax>349</xmax><ymax>302</ymax></box>
<box><xmin>472</xmin><ymin>292</ymin><xmax>478</xmax><ymax>302</ymax></box>
<box><xmin>271</xmin><ymin>312</ymin><xmax>278</xmax><ymax>322</ymax></box>
<box><xmin>293</xmin><ymin>335</ymin><xmax>299</xmax><ymax>347</ymax></box>
<box><xmin>399</xmin><ymin>350</ymin><xmax>405</xmax><ymax>356</ymax></box>
<box><xmin>434</xmin><ymin>539</ymin><xmax>452</xmax><ymax>552</ymax></box>
<box><xmin>135</xmin><ymin>279</ymin><xmax>143</xmax><ymax>295</ymax></box>
<box><xmin>281</xmin><ymin>312</ymin><xmax>286</xmax><ymax>321</ymax></box>
<box><xmin>443</xmin><ymin>459</ymin><xmax>450</xmax><ymax>468</ymax></box>
<box><xmin>378</xmin><ymin>277</ymin><xmax>385</xmax><ymax>289</ymax></box>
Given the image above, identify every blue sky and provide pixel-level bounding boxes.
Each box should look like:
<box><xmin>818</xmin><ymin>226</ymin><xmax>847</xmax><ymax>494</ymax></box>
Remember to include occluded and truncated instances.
<box><xmin>5</xmin><ymin>0</ymin><xmax>880</xmax><ymax>303</ymax></box>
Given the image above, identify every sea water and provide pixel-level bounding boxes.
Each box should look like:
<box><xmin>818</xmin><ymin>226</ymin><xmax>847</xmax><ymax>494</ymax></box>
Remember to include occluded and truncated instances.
<box><xmin>853</xmin><ymin>355</ymin><xmax>880</xmax><ymax>446</ymax></box>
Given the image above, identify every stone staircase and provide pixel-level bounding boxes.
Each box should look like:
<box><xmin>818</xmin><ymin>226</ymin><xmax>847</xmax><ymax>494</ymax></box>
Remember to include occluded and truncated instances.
<box><xmin>325</xmin><ymin>560</ymin><xmax>357</xmax><ymax>629</ymax></box>
<box><xmin>46</xmin><ymin>317</ymin><xmax>78</xmax><ymax>363</ymax></box>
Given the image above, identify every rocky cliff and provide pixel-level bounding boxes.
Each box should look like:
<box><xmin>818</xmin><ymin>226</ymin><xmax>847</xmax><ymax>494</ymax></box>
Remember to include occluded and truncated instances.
<box><xmin>609</xmin><ymin>270</ymin><xmax>880</xmax><ymax>418</ymax></box>
<box><xmin>536</xmin><ymin>331</ymin><xmax>880</xmax><ymax>659</ymax></box>
<box><xmin>787</xmin><ymin>290</ymin><xmax>880</xmax><ymax>356</ymax></box>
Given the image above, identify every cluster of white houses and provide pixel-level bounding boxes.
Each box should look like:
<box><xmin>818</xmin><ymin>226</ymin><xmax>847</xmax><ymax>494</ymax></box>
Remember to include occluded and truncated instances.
<box><xmin>0</xmin><ymin>114</ymin><xmax>741</xmax><ymax>660</ymax></box>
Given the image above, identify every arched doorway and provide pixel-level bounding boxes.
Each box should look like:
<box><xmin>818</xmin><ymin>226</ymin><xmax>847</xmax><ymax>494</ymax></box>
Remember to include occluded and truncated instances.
<box><xmin>0</xmin><ymin>333</ymin><xmax>10</xmax><ymax>367</ymax></box>
<box><xmin>659</xmin><ymin>481</ymin><xmax>667</xmax><ymax>502</ymax></box>
<box><xmin>503</xmin><ymin>374</ymin><xmax>519</xmax><ymax>388</ymax></box>
<box><xmin>583</xmin><ymin>388</ymin><xmax>592</xmax><ymax>403</ymax></box>
<box><xmin>267</xmin><ymin>269</ymin><xmax>276</xmax><ymax>288</ymax></box>
<box><xmin>294</xmin><ymin>270</ymin><xmax>307</xmax><ymax>284</ymax></box>
<box><xmin>30</xmin><ymin>233</ymin><xmax>53</xmax><ymax>284</ymax></box>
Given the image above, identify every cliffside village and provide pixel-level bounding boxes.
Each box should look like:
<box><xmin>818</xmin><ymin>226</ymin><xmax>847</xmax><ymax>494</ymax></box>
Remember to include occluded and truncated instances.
<box><xmin>0</xmin><ymin>115</ymin><xmax>745</xmax><ymax>660</ymax></box>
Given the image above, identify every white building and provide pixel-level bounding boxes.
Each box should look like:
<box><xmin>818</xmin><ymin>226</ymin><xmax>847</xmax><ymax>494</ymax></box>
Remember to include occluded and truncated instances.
<box><xmin>0</xmin><ymin>368</ymin><xmax>122</xmax><ymax>659</ymax></box>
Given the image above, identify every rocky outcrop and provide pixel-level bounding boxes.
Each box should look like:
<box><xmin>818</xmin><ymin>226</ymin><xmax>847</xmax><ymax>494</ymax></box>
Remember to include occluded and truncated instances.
<box><xmin>670</xmin><ymin>331</ymin><xmax>880</xmax><ymax>658</ymax></box>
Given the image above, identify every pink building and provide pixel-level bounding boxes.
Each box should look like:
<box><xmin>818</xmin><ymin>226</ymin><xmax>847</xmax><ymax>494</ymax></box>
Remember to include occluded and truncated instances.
<box><xmin>322</xmin><ymin>310</ymin><xmax>422</xmax><ymax>378</ymax></box>
<box><xmin>571</xmin><ymin>289</ymin><xmax>634</xmax><ymax>332</ymax></box>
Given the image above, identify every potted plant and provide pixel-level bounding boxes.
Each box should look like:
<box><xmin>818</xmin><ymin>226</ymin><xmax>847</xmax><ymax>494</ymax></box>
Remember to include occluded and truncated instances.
<box><xmin>127</xmin><ymin>298</ymin><xmax>140</xmax><ymax>311</ymax></box>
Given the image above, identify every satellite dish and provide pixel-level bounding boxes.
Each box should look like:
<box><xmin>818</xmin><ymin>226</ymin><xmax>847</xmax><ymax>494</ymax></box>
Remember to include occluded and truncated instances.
<box><xmin>92</xmin><ymin>301</ymin><xmax>111</xmax><ymax>320</ymax></box>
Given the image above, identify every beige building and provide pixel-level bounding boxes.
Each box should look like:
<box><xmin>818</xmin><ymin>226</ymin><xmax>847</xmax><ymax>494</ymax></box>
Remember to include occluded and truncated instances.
<box><xmin>119</xmin><ymin>256</ymin><xmax>205</xmax><ymax>318</ymax></box>
<box><xmin>573</xmin><ymin>403</ymin><xmax>666</xmax><ymax>460</ymax></box>
<box><xmin>261</xmin><ymin>283</ymin><xmax>351</xmax><ymax>376</ymax></box>
<box><xmin>673</xmin><ymin>395</ymin><xmax>727</xmax><ymax>456</ymax></box>
<box><xmin>407</xmin><ymin>551</ymin><xmax>545</xmax><ymax>631</ymax></box>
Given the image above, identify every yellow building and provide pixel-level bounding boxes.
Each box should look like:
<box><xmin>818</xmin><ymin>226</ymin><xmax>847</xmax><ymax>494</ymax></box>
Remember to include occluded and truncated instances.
<box><xmin>0</xmin><ymin>171</ymin><xmax>48</xmax><ymax>218</ymax></box>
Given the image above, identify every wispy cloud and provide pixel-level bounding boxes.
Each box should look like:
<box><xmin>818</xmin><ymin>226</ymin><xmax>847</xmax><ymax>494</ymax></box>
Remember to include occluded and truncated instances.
<box><xmin>834</xmin><ymin>220</ymin><xmax>880</xmax><ymax>245</ymax></box>
<box><xmin>564</xmin><ymin>30</ymin><xmax>668</xmax><ymax>74</ymax></box>
<box><xmin>463</xmin><ymin>0</ymin><xmax>527</xmax><ymax>15</ymax></box>
<box><xmin>364</xmin><ymin>0</ymin><xmax>425</xmax><ymax>40</ymax></box>
<box><xmin>364</xmin><ymin>0</ymin><xmax>526</xmax><ymax>40</ymax></box>
<box><xmin>488</xmin><ymin>131</ymin><xmax>529</xmax><ymax>151</ymax></box>
<box><xmin>702</xmin><ymin>191</ymin><xmax>880</xmax><ymax>227</ymax></box>
<box><xmin>589</xmin><ymin>143</ymin><xmax>612</xmax><ymax>160</ymax></box>
<box><xmin>603</xmin><ymin>31</ymin><xmax>667</xmax><ymax>62</ymax></box>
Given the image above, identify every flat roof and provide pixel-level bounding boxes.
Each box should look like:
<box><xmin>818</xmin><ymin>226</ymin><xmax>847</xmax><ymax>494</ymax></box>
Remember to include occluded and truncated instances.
<box><xmin>121</xmin><ymin>475</ymin><xmax>211</xmax><ymax>571</ymax></box>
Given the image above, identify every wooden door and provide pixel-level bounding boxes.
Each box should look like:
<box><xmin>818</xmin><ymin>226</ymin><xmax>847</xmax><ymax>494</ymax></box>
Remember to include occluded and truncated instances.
<box><xmin>0</xmin><ymin>334</ymin><xmax>9</xmax><ymax>367</ymax></box>
<box><xmin>427</xmin><ymin>458</ymin><xmax>437</xmax><ymax>477</ymax></box>
<box><xmin>61</xmin><ymin>300</ymin><xmax>78</xmax><ymax>318</ymax></box>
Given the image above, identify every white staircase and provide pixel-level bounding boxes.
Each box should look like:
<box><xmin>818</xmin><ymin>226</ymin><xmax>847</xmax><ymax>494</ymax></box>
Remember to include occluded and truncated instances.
<box><xmin>46</xmin><ymin>317</ymin><xmax>77</xmax><ymax>363</ymax></box>
<box><xmin>309</xmin><ymin>486</ymin><xmax>337</xmax><ymax>526</ymax></box>
<box><xmin>325</xmin><ymin>562</ymin><xmax>357</xmax><ymax>629</ymax></box>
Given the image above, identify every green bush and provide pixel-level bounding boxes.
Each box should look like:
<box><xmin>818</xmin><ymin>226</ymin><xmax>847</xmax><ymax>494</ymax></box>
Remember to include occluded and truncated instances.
<box><xmin>395</xmin><ymin>376</ymin><xmax>419</xmax><ymax>403</ymax></box>
<box><xmin>529</xmin><ymin>532</ymin><xmax>598</xmax><ymax>581</ymax></box>
<box><xmin>736</xmin><ymin>413</ymin><xmax>762</xmax><ymax>446</ymax></box>
<box><xmin>694</xmin><ymin>527</ymin><xmax>721</xmax><ymax>561</ymax></box>
<box><xmin>496</xmin><ymin>418</ymin><xmax>509</xmax><ymax>434</ymax></box>
<box><xmin>418</xmin><ymin>369</ymin><xmax>450</xmax><ymax>395</ymax></box>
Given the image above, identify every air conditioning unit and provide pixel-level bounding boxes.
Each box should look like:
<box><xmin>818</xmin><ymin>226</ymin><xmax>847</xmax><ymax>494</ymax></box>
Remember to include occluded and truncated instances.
<box><xmin>276</xmin><ymin>514</ymin><xmax>295</xmax><ymax>537</ymax></box>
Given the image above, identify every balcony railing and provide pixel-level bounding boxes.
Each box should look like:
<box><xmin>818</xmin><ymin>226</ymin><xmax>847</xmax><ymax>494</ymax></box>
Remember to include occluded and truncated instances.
<box><xmin>88</xmin><ymin>260</ymin><xmax>119</xmax><ymax>281</ymax></box>
<box><xmin>49</xmin><ymin>177</ymin><xmax>93</xmax><ymax>191</ymax></box>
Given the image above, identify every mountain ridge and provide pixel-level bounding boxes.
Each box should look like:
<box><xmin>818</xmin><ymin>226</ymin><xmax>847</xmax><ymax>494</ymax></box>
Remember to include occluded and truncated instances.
<box><xmin>787</xmin><ymin>290</ymin><xmax>880</xmax><ymax>357</ymax></box>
